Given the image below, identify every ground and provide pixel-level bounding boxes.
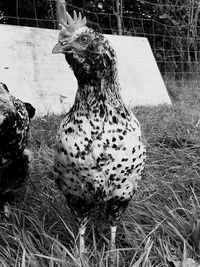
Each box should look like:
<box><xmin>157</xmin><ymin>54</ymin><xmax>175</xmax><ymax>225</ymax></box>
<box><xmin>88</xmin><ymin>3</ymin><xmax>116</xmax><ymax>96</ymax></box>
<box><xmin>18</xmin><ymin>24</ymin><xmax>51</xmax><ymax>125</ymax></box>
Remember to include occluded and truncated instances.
<box><xmin>1</xmin><ymin>79</ymin><xmax>200</xmax><ymax>266</ymax></box>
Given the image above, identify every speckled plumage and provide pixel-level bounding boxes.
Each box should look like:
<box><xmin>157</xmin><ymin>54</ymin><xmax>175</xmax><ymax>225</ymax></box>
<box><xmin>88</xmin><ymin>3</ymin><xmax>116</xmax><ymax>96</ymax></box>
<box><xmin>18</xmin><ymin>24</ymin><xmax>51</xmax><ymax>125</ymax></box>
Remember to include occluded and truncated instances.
<box><xmin>0</xmin><ymin>82</ymin><xmax>35</xmax><ymax>213</ymax></box>
<box><xmin>52</xmin><ymin>7</ymin><xmax>146</xmax><ymax>253</ymax></box>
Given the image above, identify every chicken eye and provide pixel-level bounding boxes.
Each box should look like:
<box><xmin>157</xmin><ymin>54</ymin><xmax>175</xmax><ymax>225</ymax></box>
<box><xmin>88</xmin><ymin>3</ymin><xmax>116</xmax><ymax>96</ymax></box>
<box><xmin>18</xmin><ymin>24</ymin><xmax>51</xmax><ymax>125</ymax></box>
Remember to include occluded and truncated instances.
<box><xmin>80</xmin><ymin>35</ymin><xmax>90</xmax><ymax>44</ymax></box>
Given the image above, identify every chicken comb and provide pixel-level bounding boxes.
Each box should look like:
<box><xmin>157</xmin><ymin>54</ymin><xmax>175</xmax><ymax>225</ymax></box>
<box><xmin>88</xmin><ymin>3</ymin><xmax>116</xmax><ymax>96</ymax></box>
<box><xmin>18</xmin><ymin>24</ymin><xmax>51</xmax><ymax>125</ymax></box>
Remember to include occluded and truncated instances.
<box><xmin>58</xmin><ymin>2</ymin><xmax>86</xmax><ymax>36</ymax></box>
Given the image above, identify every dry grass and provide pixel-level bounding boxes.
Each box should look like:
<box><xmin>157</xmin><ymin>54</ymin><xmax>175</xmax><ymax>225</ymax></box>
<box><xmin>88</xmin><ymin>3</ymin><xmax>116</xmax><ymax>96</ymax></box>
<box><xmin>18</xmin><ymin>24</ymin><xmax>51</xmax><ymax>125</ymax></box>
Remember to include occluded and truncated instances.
<box><xmin>1</xmin><ymin>81</ymin><xmax>200</xmax><ymax>266</ymax></box>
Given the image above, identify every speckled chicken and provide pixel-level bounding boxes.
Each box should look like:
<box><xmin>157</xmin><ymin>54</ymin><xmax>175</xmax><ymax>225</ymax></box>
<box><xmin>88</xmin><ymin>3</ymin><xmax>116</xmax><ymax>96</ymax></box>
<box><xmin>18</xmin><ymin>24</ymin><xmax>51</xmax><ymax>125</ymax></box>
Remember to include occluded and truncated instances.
<box><xmin>0</xmin><ymin>82</ymin><xmax>35</xmax><ymax>216</ymax></box>
<box><xmin>52</xmin><ymin>5</ymin><xmax>146</xmax><ymax>255</ymax></box>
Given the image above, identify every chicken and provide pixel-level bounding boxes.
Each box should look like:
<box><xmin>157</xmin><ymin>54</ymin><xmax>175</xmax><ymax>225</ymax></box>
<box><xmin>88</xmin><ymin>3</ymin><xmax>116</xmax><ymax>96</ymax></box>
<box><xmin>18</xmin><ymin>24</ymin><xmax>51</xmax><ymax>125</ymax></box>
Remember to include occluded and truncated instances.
<box><xmin>52</xmin><ymin>4</ymin><xmax>146</xmax><ymax>256</ymax></box>
<box><xmin>0</xmin><ymin>82</ymin><xmax>35</xmax><ymax>217</ymax></box>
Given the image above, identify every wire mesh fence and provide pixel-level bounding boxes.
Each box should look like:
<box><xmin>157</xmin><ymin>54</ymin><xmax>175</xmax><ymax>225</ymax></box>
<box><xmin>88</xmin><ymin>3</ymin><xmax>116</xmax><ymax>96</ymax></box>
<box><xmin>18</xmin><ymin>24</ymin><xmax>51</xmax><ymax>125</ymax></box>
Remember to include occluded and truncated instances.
<box><xmin>1</xmin><ymin>0</ymin><xmax>200</xmax><ymax>92</ymax></box>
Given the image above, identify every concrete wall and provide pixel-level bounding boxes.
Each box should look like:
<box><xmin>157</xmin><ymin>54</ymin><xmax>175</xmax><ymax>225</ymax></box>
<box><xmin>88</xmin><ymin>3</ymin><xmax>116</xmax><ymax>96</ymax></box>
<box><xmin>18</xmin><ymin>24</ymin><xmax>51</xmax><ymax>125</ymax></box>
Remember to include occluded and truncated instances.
<box><xmin>0</xmin><ymin>24</ymin><xmax>171</xmax><ymax>115</ymax></box>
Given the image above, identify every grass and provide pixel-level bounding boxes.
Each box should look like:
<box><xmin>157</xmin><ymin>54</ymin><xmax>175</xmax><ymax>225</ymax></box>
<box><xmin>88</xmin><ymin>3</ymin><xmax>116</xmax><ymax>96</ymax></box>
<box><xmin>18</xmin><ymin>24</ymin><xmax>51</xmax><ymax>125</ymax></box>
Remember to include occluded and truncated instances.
<box><xmin>1</xmin><ymin>80</ymin><xmax>200</xmax><ymax>266</ymax></box>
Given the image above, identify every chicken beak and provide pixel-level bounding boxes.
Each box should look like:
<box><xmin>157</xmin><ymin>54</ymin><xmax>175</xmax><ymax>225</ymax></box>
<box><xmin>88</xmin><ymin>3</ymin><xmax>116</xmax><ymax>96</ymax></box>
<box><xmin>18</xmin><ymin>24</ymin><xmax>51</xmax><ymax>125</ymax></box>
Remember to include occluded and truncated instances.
<box><xmin>52</xmin><ymin>43</ymin><xmax>64</xmax><ymax>54</ymax></box>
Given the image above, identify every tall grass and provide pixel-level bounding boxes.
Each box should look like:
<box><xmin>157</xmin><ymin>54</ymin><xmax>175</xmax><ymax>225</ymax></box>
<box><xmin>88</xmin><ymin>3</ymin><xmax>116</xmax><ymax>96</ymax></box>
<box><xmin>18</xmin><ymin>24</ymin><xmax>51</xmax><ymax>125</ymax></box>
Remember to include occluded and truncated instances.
<box><xmin>1</xmin><ymin>83</ymin><xmax>200</xmax><ymax>266</ymax></box>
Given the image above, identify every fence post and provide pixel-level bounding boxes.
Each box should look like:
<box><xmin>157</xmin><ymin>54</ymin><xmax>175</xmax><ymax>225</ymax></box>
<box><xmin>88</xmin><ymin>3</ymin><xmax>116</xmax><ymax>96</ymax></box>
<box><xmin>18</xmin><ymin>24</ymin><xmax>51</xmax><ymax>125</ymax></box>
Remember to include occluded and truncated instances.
<box><xmin>116</xmin><ymin>0</ymin><xmax>123</xmax><ymax>35</ymax></box>
<box><xmin>56</xmin><ymin>0</ymin><xmax>65</xmax><ymax>28</ymax></box>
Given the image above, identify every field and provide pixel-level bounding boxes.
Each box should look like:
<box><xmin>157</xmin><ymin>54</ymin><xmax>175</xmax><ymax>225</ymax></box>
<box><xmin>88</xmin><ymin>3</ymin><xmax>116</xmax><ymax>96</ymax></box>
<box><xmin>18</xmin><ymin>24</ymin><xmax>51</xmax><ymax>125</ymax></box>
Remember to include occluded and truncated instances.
<box><xmin>1</xmin><ymin>80</ymin><xmax>200</xmax><ymax>266</ymax></box>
